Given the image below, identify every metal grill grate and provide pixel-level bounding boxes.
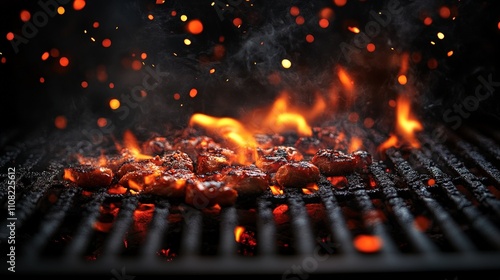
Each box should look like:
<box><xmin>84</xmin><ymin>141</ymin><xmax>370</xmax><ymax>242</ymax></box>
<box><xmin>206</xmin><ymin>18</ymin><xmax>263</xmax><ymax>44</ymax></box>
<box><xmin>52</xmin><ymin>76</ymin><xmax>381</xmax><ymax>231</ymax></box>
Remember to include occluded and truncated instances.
<box><xmin>1</xmin><ymin>122</ymin><xmax>500</xmax><ymax>277</ymax></box>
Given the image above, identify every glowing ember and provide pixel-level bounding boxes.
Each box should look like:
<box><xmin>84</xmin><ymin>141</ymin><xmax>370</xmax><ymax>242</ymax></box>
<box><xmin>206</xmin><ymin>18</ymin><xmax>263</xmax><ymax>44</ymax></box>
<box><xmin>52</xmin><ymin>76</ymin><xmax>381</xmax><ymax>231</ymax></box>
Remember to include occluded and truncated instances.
<box><xmin>353</xmin><ymin>234</ymin><xmax>382</xmax><ymax>253</ymax></box>
<box><xmin>189</xmin><ymin>113</ymin><xmax>258</xmax><ymax>164</ymax></box>
<box><xmin>270</xmin><ymin>185</ymin><xmax>284</xmax><ymax>195</ymax></box>
<box><xmin>234</xmin><ymin>226</ymin><xmax>245</xmax><ymax>242</ymax></box>
<box><xmin>187</xmin><ymin>19</ymin><xmax>204</xmax><ymax>35</ymax></box>
<box><xmin>122</xmin><ymin>130</ymin><xmax>153</xmax><ymax>160</ymax></box>
<box><xmin>281</xmin><ymin>59</ymin><xmax>292</xmax><ymax>69</ymax></box>
<box><xmin>347</xmin><ymin>26</ymin><xmax>360</xmax><ymax>33</ymax></box>
<box><xmin>395</xmin><ymin>95</ymin><xmax>423</xmax><ymax>148</ymax></box>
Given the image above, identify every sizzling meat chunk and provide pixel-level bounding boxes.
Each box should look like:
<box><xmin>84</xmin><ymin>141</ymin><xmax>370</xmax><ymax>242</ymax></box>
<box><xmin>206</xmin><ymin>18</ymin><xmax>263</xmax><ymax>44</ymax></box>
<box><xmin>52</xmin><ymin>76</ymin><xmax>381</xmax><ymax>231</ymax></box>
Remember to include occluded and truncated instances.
<box><xmin>64</xmin><ymin>166</ymin><xmax>114</xmax><ymax>189</ymax></box>
<box><xmin>274</xmin><ymin>161</ymin><xmax>320</xmax><ymax>188</ymax></box>
<box><xmin>185</xmin><ymin>180</ymin><xmax>238</xmax><ymax>208</ymax></box>
<box><xmin>210</xmin><ymin>165</ymin><xmax>270</xmax><ymax>196</ymax></box>
<box><xmin>311</xmin><ymin>149</ymin><xmax>357</xmax><ymax>176</ymax></box>
<box><xmin>196</xmin><ymin>147</ymin><xmax>237</xmax><ymax>174</ymax></box>
<box><xmin>119</xmin><ymin>168</ymin><xmax>196</xmax><ymax>197</ymax></box>
<box><xmin>255</xmin><ymin>146</ymin><xmax>304</xmax><ymax>174</ymax></box>
<box><xmin>141</xmin><ymin>136</ymin><xmax>173</xmax><ymax>155</ymax></box>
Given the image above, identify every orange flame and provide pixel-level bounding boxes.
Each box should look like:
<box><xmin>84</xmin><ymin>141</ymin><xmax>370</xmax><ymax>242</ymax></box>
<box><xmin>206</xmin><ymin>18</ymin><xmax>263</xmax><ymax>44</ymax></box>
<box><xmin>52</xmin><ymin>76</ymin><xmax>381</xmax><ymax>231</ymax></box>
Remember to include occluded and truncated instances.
<box><xmin>395</xmin><ymin>95</ymin><xmax>423</xmax><ymax>148</ymax></box>
<box><xmin>348</xmin><ymin>137</ymin><xmax>363</xmax><ymax>153</ymax></box>
<box><xmin>270</xmin><ymin>185</ymin><xmax>284</xmax><ymax>195</ymax></box>
<box><xmin>63</xmin><ymin>169</ymin><xmax>76</xmax><ymax>183</ymax></box>
<box><xmin>347</xmin><ymin>26</ymin><xmax>360</xmax><ymax>33</ymax></box>
<box><xmin>189</xmin><ymin>113</ymin><xmax>258</xmax><ymax>163</ymax></box>
<box><xmin>353</xmin><ymin>234</ymin><xmax>383</xmax><ymax>253</ymax></box>
<box><xmin>234</xmin><ymin>226</ymin><xmax>245</xmax><ymax>242</ymax></box>
<box><xmin>302</xmin><ymin>183</ymin><xmax>319</xmax><ymax>195</ymax></box>
<box><xmin>122</xmin><ymin>130</ymin><xmax>153</xmax><ymax>160</ymax></box>
<box><xmin>378</xmin><ymin>95</ymin><xmax>423</xmax><ymax>153</ymax></box>
<box><xmin>337</xmin><ymin>66</ymin><xmax>354</xmax><ymax>92</ymax></box>
<box><xmin>262</xmin><ymin>93</ymin><xmax>313</xmax><ymax>136</ymax></box>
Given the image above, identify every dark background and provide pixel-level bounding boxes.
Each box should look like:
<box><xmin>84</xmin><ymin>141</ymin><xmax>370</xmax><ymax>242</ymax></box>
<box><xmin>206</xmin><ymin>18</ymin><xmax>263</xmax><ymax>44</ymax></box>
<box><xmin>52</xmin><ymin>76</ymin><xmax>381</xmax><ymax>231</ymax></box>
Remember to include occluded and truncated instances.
<box><xmin>1</xmin><ymin>0</ymin><xmax>499</xmax><ymax>142</ymax></box>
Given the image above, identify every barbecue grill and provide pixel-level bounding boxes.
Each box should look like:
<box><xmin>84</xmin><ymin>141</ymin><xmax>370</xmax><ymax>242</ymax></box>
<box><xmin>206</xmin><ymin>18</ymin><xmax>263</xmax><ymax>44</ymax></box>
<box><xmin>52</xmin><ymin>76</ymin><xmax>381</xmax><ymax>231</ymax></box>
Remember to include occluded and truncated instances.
<box><xmin>2</xmin><ymin>0</ymin><xmax>500</xmax><ymax>278</ymax></box>
<box><xmin>1</xmin><ymin>117</ymin><xmax>500</xmax><ymax>278</ymax></box>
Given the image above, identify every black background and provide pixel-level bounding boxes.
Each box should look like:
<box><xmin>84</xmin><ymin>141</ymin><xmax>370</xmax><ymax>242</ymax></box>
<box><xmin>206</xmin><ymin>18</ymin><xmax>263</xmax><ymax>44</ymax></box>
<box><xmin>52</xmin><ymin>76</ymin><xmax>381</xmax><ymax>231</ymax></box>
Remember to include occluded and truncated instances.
<box><xmin>1</xmin><ymin>0</ymin><xmax>499</xmax><ymax>140</ymax></box>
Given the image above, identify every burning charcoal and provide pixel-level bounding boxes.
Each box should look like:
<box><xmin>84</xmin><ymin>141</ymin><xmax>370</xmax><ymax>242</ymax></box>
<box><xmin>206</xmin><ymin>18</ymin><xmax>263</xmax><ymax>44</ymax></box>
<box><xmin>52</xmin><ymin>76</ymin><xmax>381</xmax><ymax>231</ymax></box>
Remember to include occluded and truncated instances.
<box><xmin>353</xmin><ymin>150</ymin><xmax>373</xmax><ymax>173</ymax></box>
<box><xmin>141</xmin><ymin>136</ymin><xmax>173</xmax><ymax>155</ymax></box>
<box><xmin>143</xmin><ymin>169</ymin><xmax>198</xmax><ymax>198</ymax></box>
<box><xmin>314</xmin><ymin>126</ymin><xmax>347</xmax><ymax>151</ymax></box>
<box><xmin>294</xmin><ymin>136</ymin><xmax>325</xmax><ymax>157</ymax></box>
<box><xmin>118</xmin><ymin>169</ymin><xmax>159</xmax><ymax>192</ymax></box>
<box><xmin>64</xmin><ymin>165</ymin><xmax>114</xmax><ymax>189</ymax></box>
<box><xmin>102</xmin><ymin>152</ymin><xmax>136</xmax><ymax>174</ymax></box>
<box><xmin>119</xmin><ymin>168</ymin><xmax>197</xmax><ymax>197</ymax></box>
<box><xmin>185</xmin><ymin>180</ymin><xmax>238</xmax><ymax>209</ymax></box>
<box><xmin>255</xmin><ymin>146</ymin><xmax>304</xmax><ymax>174</ymax></box>
<box><xmin>275</xmin><ymin>161</ymin><xmax>320</xmax><ymax>188</ymax></box>
<box><xmin>196</xmin><ymin>147</ymin><xmax>237</xmax><ymax>174</ymax></box>
<box><xmin>254</xmin><ymin>133</ymin><xmax>285</xmax><ymax>149</ymax></box>
<box><xmin>115</xmin><ymin>160</ymin><xmax>165</xmax><ymax>180</ymax></box>
<box><xmin>172</xmin><ymin>136</ymin><xmax>221</xmax><ymax>163</ymax></box>
<box><xmin>211</xmin><ymin>165</ymin><xmax>270</xmax><ymax>196</ymax></box>
<box><xmin>311</xmin><ymin>149</ymin><xmax>357</xmax><ymax>176</ymax></box>
<box><xmin>158</xmin><ymin>150</ymin><xmax>194</xmax><ymax>172</ymax></box>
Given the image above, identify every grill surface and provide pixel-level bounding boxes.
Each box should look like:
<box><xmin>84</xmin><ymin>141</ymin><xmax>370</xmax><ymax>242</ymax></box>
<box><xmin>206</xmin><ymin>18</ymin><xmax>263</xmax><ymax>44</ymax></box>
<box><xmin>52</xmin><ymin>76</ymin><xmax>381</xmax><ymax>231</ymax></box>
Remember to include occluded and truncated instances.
<box><xmin>1</xmin><ymin>120</ymin><xmax>500</xmax><ymax>277</ymax></box>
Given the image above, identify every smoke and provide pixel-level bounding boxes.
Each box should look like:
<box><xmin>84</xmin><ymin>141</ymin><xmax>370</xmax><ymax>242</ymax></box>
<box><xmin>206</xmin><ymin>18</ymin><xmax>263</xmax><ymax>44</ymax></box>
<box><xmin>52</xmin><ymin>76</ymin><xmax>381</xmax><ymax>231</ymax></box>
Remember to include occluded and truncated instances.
<box><xmin>2</xmin><ymin>0</ymin><xmax>498</xmax><ymax>136</ymax></box>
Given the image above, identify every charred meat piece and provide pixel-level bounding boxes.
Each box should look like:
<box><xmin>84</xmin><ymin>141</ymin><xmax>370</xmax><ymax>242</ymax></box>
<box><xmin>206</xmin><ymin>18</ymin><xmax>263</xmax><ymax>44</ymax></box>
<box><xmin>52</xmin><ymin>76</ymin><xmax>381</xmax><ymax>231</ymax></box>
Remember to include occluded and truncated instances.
<box><xmin>119</xmin><ymin>168</ymin><xmax>196</xmax><ymax>197</ymax></box>
<box><xmin>210</xmin><ymin>165</ymin><xmax>270</xmax><ymax>196</ymax></box>
<box><xmin>196</xmin><ymin>147</ymin><xmax>237</xmax><ymax>174</ymax></box>
<box><xmin>255</xmin><ymin>146</ymin><xmax>304</xmax><ymax>174</ymax></box>
<box><xmin>275</xmin><ymin>161</ymin><xmax>320</xmax><ymax>188</ymax></box>
<box><xmin>115</xmin><ymin>160</ymin><xmax>165</xmax><ymax>180</ymax></box>
<box><xmin>143</xmin><ymin>169</ymin><xmax>197</xmax><ymax>198</ymax></box>
<box><xmin>172</xmin><ymin>136</ymin><xmax>221</xmax><ymax>163</ymax></box>
<box><xmin>141</xmin><ymin>136</ymin><xmax>173</xmax><ymax>155</ymax></box>
<box><xmin>294</xmin><ymin>137</ymin><xmax>325</xmax><ymax>157</ymax></box>
<box><xmin>64</xmin><ymin>166</ymin><xmax>114</xmax><ymax>189</ymax></box>
<box><xmin>314</xmin><ymin>126</ymin><xmax>347</xmax><ymax>151</ymax></box>
<box><xmin>311</xmin><ymin>149</ymin><xmax>357</xmax><ymax>176</ymax></box>
<box><xmin>185</xmin><ymin>180</ymin><xmax>238</xmax><ymax>208</ymax></box>
<box><xmin>352</xmin><ymin>150</ymin><xmax>373</xmax><ymax>173</ymax></box>
<box><xmin>254</xmin><ymin>133</ymin><xmax>285</xmax><ymax>149</ymax></box>
<box><xmin>158</xmin><ymin>150</ymin><xmax>194</xmax><ymax>171</ymax></box>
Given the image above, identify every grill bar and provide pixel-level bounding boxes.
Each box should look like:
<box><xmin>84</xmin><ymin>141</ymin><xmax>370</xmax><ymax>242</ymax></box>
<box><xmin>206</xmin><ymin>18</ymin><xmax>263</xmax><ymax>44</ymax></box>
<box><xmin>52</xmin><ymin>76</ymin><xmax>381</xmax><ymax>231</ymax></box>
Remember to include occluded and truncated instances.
<box><xmin>410</xmin><ymin>149</ymin><xmax>500</xmax><ymax>250</ymax></box>
<box><xmin>140</xmin><ymin>200</ymin><xmax>170</xmax><ymax>259</ymax></box>
<box><xmin>460</xmin><ymin>126</ymin><xmax>500</xmax><ymax>163</ymax></box>
<box><xmin>387</xmin><ymin>149</ymin><xmax>477</xmax><ymax>252</ymax></box>
<box><xmin>318</xmin><ymin>179</ymin><xmax>357</xmax><ymax>255</ymax></box>
<box><xmin>63</xmin><ymin>191</ymin><xmax>108</xmax><ymax>258</ymax></box>
<box><xmin>100</xmin><ymin>196</ymin><xmax>139</xmax><ymax>259</ymax></box>
<box><xmin>346</xmin><ymin>173</ymin><xmax>399</xmax><ymax>254</ymax></box>
<box><xmin>179</xmin><ymin>206</ymin><xmax>203</xmax><ymax>256</ymax></box>
<box><xmin>256</xmin><ymin>198</ymin><xmax>277</xmax><ymax>256</ymax></box>
<box><xmin>218</xmin><ymin>206</ymin><xmax>238</xmax><ymax>257</ymax></box>
<box><xmin>1</xmin><ymin>168</ymin><xmax>59</xmax><ymax>237</ymax></box>
<box><xmin>286</xmin><ymin>189</ymin><xmax>316</xmax><ymax>255</ymax></box>
<box><xmin>369</xmin><ymin>163</ymin><xmax>439</xmax><ymax>254</ymax></box>
<box><xmin>421</xmin><ymin>133</ymin><xmax>500</xmax><ymax>217</ymax></box>
<box><xmin>454</xmin><ymin>138</ymin><xmax>500</xmax><ymax>187</ymax></box>
<box><xmin>23</xmin><ymin>187</ymin><xmax>77</xmax><ymax>258</ymax></box>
